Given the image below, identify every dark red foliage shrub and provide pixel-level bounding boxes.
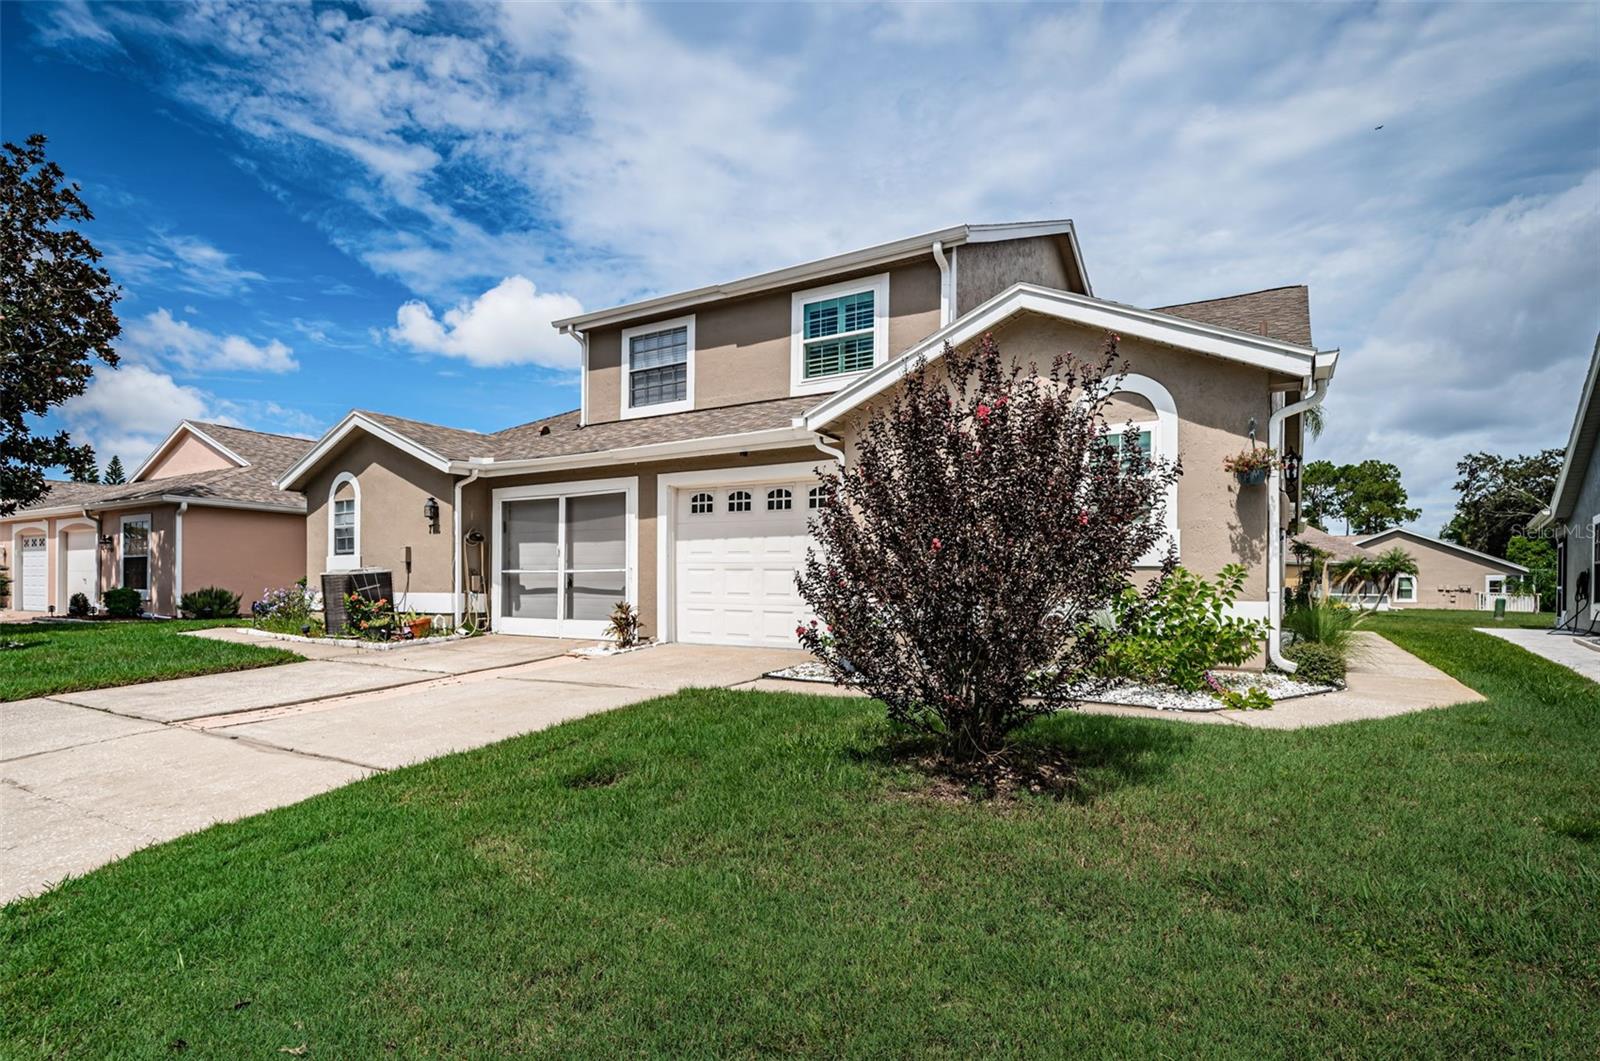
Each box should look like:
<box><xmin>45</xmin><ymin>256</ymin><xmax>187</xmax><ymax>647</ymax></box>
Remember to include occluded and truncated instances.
<box><xmin>796</xmin><ymin>333</ymin><xmax>1180</xmax><ymax>760</ymax></box>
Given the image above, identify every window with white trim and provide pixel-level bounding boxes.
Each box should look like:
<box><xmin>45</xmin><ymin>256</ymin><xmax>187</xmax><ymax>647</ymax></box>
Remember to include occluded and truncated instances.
<box><xmin>689</xmin><ymin>492</ymin><xmax>714</xmax><ymax>515</ymax></box>
<box><xmin>791</xmin><ymin>274</ymin><xmax>888</xmax><ymax>396</ymax></box>
<box><xmin>728</xmin><ymin>490</ymin><xmax>752</xmax><ymax>513</ymax></box>
<box><xmin>121</xmin><ymin>516</ymin><xmax>150</xmax><ymax>596</ymax></box>
<box><xmin>808</xmin><ymin>486</ymin><xmax>826</xmax><ymax>510</ymax></box>
<box><xmin>1393</xmin><ymin>574</ymin><xmax>1417</xmax><ymax>603</ymax></box>
<box><xmin>333</xmin><ymin>498</ymin><xmax>355</xmax><ymax>555</ymax></box>
<box><xmin>621</xmin><ymin>316</ymin><xmax>694</xmax><ymax>418</ymax></box>
<box><xmin>767</xmin><ymin>488</ymin><xmax>792</xmax><ymax>511</ymax></box>
<box><xmin>1486</xmin><ymin>575</ymin><xmax>1506</xmax><ymax>597</ymax></box>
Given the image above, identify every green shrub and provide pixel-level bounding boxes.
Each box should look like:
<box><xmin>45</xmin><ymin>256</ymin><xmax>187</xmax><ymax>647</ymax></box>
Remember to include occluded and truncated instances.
<box><xmin>253</xmin><ymin>581</ymin><xmax>318</xmax><ymax>633</ymax></box>
<box><xmin>68</xmin><ymin>591</ymin><xmax>90</xmax><ymax>617</ymax></box>
<box><xmin>1097</xmin><ymin>564</ymin><xmax>1269</xmax><ymax>692</ymax></box>
<box><xmin>1285</xmin><ymin>640</ymin><xmax>1346</xmax><ymax>686</ymax></box>
<box><xmin>1282</xmin><ymin>599</ymin><xmax>1357</xmax><ymax>654</ymax></box>
<box><xmin>180</xmin><ymin>586</ymin><xmax>241</xmax><ymax>619</ymax></box>
<box><xmin>102</xmin><ymin>587</ymin><xmax>142</xmax><ymax>618</ymax></box>
<box><xmin>344</xmin><ymin>591</ymin><xmax>394</xmax><ymax>640</ymax></box>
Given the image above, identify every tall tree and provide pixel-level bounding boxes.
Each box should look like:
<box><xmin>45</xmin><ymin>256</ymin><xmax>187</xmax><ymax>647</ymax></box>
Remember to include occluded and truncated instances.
<box><xmin>0</xmin><ymin>134</ymin><xmax>121</xmax><ymax>516</ymax></box>
<box><xmin>1440</xmin><ymin>449</ymin><xmax>1564</xmax><ymax>559</ymax></box>
<box><xmin>71</xmin><ymin>462</ymin><xmax>99</xmax><ymax>484</ymax></box>
<box><xmin>1300</xmin><ymin>459</ymin><xmax>1344</xmax><ymax>531</ymax></box>
<box><xmin>102</xmin><ymin>454</ymin><xmax>126</xmax><ymax>484</ymax></box>
<box><xmin>1504</xmin><ymin>536</ymin><xmax>1557</xmax><ymax>611</ymax></box>
<box><xmin>1340</xmin><ymin>460</ymin><xmax>1420</xmax><ymax>534</ymax></box>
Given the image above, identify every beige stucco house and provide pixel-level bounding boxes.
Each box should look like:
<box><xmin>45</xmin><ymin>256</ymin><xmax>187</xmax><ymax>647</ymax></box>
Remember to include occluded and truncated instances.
<box><xmin>1292</xmin><ymin>525</ymin><xmax>1530</xmax><ymax>611</ymax></box>
<box><xmin>1530</xmin><ymin>333</ymin><xmax>1600</xmax><ymax>632</ymax></box>
<box><xmin>1</xmin><ymin>422</ymin><xmax>308</xmax><ymax>616</ymax></box>
<box><xmin>279</xmin><ymin>221</ymin><xmax>1338</xmax><ymax>665</ymax></box>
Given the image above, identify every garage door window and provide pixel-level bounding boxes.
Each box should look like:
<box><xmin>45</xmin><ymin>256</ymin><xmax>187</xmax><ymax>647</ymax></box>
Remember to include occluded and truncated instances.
<box><xmin>767</xmin><ymin>488</ymin><xmax>792</xmax><ymax>511</ymax></box>
<box><xmin>808</xmin><ymin>486</ymin><xmax>827</xmax><ymax>509</ymax></box>
<box><xmin>690</xmin><ymin>492</ymin><xmax>714</xmax><ymax>515</ymax></box>
<box><xmin>728</xmin><ymin>490</ymin><xmax>752</xmax><ymax>512</ymax></box>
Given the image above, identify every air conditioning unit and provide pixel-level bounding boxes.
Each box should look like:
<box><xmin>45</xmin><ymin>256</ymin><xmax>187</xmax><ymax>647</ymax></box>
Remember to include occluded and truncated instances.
<box><xmin>321</xmin><ymin>568</ymin><xmax>393</xmax><ymax>635</ymax></box>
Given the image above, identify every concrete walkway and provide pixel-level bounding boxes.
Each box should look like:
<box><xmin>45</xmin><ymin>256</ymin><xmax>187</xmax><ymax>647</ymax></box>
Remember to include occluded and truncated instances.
<box><xmin>1</xmin><ymin>637</ymin><xmax>806</xmax><ymax>903</ymax></box>
<box><xmin>1477</xmin><ymin>627</ymin><xmax>1600</xmax><ymax>683</ymax></box>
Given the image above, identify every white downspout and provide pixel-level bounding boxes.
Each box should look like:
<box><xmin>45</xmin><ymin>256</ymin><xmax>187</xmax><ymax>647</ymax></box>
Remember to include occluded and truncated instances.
<box><xmin>565</xmin><ymin>325</ymin><xmax>590</xmax><ymax>428</ymax></box>
<box><xmin>1266</xmin><ymin>367</ymin><xmax>1332</xmax><ymax>672</ymax></box>
<box><xmin>173</xmin><ymin>501</ymin><xmax>188</xmax><ymax>617</ymax></box>
<box><xmin>812</xmin><ymin>433</ymin><xmax>845</xmax><ymax>465</ymax></box>
<box><xmin>452</xmin><ymin>468</ymin><xmax>480</xmax><ymax>629</ymax></box>
<box><xmin>931</xmin><ymin>241</ymin><xmax>951</xmax><ymax>326</ymax></box>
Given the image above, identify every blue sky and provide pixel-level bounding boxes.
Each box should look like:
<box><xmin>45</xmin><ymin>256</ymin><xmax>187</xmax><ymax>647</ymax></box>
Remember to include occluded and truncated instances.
<box><xmin>5</xmin><ymin>1</ymin><xmax>1598</xmax><ymax>532</ymax></box>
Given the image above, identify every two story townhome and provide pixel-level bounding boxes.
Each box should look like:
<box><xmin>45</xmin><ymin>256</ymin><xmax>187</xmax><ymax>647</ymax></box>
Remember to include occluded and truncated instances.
<box><xmin>278</xmin><ymin>221</ymin><xmax>1337</xmax><ymax>662</ymax></box>
<box><xmin>2</xmin><ymin>422</ymin><xmax>308</xmax><ymax>616</ymax></box>
<box><xmin>1531</xmin><ymin>333</ymin><xmax>1599</xmax><ymax>633</ymax></box>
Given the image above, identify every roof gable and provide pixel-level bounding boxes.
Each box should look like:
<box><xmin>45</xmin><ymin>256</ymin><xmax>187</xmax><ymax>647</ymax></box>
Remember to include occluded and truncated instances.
<box><xmin>799</xmin><ymin>282</ymin><xmax>1333</xmax><ymax>432</ymax></box>
<box><xmin>1355</xmin><ymin>528</ymin><xmax>1528</xmax><ymax>573</ymax></box>
<box><xmin>1157</xmin><ymin>286</ymin><xmax>1313</xmax><ymax>347</ymax></box>
<box><xmin>1541</xmin><ymin>334</ymin><xmax>1600</xmax><ymax>524</ymax></box>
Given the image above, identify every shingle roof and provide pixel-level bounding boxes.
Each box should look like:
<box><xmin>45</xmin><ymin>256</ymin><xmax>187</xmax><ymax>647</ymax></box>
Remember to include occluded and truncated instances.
<box><xmin>1157</xmin><ymin>286</ymin><xmax>1313</xmax><ymax>347</ymax></box>
<box><xmin>7</xmin><ymin>422</ymin><xmax>312</xmax><ymax>515</ymax></box>
<box><xmin>1291</xmin><ymin>526</ymin><xmax>1370</xmax><ymax>563</ymax></box>
<box><xmin>348</xmin><ymin>397</ymin><xmax>813</xmax><ymax>465</ymax></box>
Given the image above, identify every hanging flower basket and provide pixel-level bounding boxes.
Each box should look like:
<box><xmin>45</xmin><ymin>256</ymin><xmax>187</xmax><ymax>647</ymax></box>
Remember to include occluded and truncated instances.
<box><xmin>1223</xmin><ymin>447</ymin><xmax>1278</xmax><ymax>486</ymax></box>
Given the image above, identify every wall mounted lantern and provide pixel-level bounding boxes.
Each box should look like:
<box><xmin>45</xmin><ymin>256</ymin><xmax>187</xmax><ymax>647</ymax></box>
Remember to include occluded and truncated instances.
<box><xmin>423</xmin><ymin>496</ymin><xmax>441</xmax><ymax>534</ymax></box>
<box><xmin>1281</xmin><ymin>448</ymin><xmax>1302</xmax><ymax>490</ymax></box>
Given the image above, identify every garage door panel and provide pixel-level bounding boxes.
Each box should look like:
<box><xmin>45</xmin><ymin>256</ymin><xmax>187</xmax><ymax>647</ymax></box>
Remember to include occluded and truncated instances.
<box><xmin>673</xmin><ymin>480</ymin><xmax>813</xmax><ymax>648</ymax></box>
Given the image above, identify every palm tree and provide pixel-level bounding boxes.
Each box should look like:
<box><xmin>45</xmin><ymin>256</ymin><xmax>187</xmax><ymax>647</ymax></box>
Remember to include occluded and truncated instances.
<box><xmin>1330</xmin><ymin>547</ymin><xmax>1417</xmax><ymax>613</ymax></box>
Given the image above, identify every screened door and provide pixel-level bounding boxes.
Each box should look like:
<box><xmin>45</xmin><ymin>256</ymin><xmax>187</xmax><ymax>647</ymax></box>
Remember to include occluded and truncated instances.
<box><xmin>497</xmin><ymin>490</ymin><xmax>628</xmax><ymax>637</ymax></box>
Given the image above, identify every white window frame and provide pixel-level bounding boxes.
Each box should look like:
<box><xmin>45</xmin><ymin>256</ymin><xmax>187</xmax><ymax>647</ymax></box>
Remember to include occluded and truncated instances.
<box><xmin>327</xmin><ymin>472</ymin><xmax>361</xmax><ymax>571</ymax></box>
<box><xmin>1100</xmin><ymin>374</ymin><xmax>1179</xmax><ymax>568</ymax></box>
<box><xmin>1590</xmin><ymin>512</ymin><xmax>1600</xmax><ymax>613</ymax></box>
<box><xmin>619</xmin><ymin>315</ymin><xmax>695</xmax><ymax>420</ymax></box>
<box><xmin>790</xmin><ymin>273</ymin><xmax>890</xmax><ymax>397</ymax></box>
<box><xmin>1393</xmin><ymin>574</ymin><xmax>1417</xmax><ymax>603</ymax></box>
<box><xmin>119</xmin><ymin>513</ymin><xmax>152</xmax><ymax>600</ymax></box>
<box><xmin>1484</xmin><ymin>574</ymin><xmax>1507</xmax><ymax>597</ymax></box>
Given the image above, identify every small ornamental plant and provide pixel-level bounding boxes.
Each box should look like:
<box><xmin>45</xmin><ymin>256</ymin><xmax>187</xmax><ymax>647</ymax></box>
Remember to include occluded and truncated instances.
<box><xmin>607</xmin><ymin>600</ymin><xmax>642</xmax><ymax>649</ymax></box>
<box><xmin>1223</xmin><ymin>446</ymin><xmax>1278</xmax><ymax>484</ymax></box>
<box><xmin>796</xmin><ymin>332</ymin><xmax>1181</xmax><ymax>763</ymax></box>
<box><xmin>345</xmin><ymin>592</ymin><xmax>394</xmax><ymax>639</ymax></box>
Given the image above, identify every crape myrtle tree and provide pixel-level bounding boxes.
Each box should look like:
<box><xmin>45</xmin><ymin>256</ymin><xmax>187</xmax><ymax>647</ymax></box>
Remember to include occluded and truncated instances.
<box><xmin>796</xmin><ymin>334</ymin><xmax>1180</xmax><ymax>762</ymax></box>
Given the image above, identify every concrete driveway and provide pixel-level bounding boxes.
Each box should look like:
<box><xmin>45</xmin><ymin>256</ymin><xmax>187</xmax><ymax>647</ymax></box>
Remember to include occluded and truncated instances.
<box><xmin>1</xmin><ymin>636</ymin><xmax>806</xmax><ymax>903</ymax></box>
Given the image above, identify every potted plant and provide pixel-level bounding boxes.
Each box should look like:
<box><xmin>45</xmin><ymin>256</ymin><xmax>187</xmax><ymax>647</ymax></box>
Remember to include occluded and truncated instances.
<box><xmin>1223</xmin><ymin>446</ymin><xmax>1278</xmax><ymax>486</ymax></box>
<box><xmin>404</xmin><ymin>613</ymin><xmax>433</xmax><ymax>640</ymax></box>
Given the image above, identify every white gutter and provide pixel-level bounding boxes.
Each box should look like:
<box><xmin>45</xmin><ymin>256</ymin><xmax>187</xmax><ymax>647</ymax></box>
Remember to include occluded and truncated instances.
<box><xmin>931</xmin><ymin>240</ymin><xmax>951</xmax><ymax>326</ymax></box>
<box><xmin>563</xmin><ymin>325</ymin><xmax>590</xmax><ymax>427</ymax></box>
<box><xmin>451</xmin><ymin>468</ymin><xmax>481</xmax><ymax>629</ymax></box>
<box><xmin>1266</xmin><ymin>354</ymin><xmax>1336</xmax><ymax>673</ymax></box>
<box><xmin>812</xmin><ymin>434</ymin><xmax>846</xmax><ymax>465</ymax></box>
<box><xmin>173</xmin><ymin>501</ymin><xmax>188</xmax><ymax>611</ymax></box>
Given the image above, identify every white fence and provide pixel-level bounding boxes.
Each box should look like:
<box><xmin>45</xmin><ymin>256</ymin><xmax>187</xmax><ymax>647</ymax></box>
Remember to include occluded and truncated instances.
<box><xmin>1479</xmin><ymin>593</ymin><xmax>1540</xmax><ymax>613</ymax></box>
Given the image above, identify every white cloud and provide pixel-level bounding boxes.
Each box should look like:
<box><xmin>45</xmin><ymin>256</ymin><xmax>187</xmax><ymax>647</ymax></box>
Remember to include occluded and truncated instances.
<box><xmin>122</xmin><ymin>308</ymin><xmax>299</xmax><ymax>374</ymax></box>
<box><xmin>388</xmin><ymin>275</ymin><xmax>583</xmax><ymax>368</ymax></box>
<box><xmin>103</xmin><ymin>232</ymin><xmax>267</xmax><ymax>297</ymax></box>
<box><xmin>61</xmin><ymin>364</ymin><xmax>214</xmax><ymax>469</ymax></box>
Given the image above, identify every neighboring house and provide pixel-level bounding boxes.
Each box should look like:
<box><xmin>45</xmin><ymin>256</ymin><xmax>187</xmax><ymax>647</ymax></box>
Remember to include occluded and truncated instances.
<box><xmin>1</xmin><ymin>422</ymin><xmax>308</xmax><ymax>616</ymax></box>
<box><xmin>279</xmin><ymin>220</ymin><xmax>1337</xmax><ymax>658</ymax></box>
<box><xmin>1530</xmin><ymin>334</ymin><xmax>1599</xmax><ymax>632</ymax></box>
<box><xmin>1291</xmin><ymin>525</ymin><xmax>1531</xmax><ymax>610</ymax></box>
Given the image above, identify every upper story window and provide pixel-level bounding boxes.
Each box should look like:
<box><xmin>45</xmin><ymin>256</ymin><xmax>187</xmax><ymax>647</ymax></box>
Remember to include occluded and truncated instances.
<box><xmin>791</xmin><ymin>274</ymin><xmax>889</xmax><ymax>397</ymax></box>
<box><xmin>620</xmin><ymin>315</ymin><xmax>694</xmax><ymax>419</ymax></box>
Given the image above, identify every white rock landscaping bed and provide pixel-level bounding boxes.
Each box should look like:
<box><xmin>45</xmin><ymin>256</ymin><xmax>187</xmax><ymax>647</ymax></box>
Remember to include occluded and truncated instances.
<box><xmin>567</xmin><ymin>642</ymin><xmax>657</xmax><ymax>658</ymax></box>
<box><xmin>229</xmin><ymin>626</ymin><xmax>473</xmax><ymax>651</ymax></box>
<box><xmin>766</xmin><ymin>661</ymin><xmax>1338</xmax><ymax>712</ymax></box>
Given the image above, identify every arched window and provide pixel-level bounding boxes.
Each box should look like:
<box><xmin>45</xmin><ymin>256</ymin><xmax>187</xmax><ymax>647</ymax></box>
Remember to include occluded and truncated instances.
<box><xmin>328</xmin><ymin>472</ymin><xmax>360</xmax><ymax>570</ymax></box>
<box><xmin>689</xmin><ymin>492</ymin><xmax>714</xmax><ymax>515</ymax></box>
<box><xmin>1102</xmin><ymin>374</ymin><xmax>1178</xmax><ymax>566</ymax></box>
<box><xmin>727</xmin><ymin>490</ymin><xmax>752</xmax><ymax>513</ymax></box>
<box><xmin>767</xmin><ymin>488</ymin><xmax>792</xmax><ymax>511</ymax></box>
<box><xmin>808</xmin><ymin>485</ymin><xmax>827</xmax><ymax>509</ymax></box>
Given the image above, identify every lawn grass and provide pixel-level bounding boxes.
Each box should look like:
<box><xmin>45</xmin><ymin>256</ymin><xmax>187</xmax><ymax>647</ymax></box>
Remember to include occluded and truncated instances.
<box><xmin>0</xmin><ymin>620</ymin><xmax>300</xmax><ymax>702</ymax></box>
<box><xmin>3</xmin><ymin>615</ymin><xmax>1597</xmax><ymax>1056</ymax></box>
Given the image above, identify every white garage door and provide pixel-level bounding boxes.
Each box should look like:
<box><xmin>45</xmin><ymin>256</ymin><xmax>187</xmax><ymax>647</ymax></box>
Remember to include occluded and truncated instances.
<box><xmin>674</xmin><ymin>480</ymin><xmax>816</xmax><ymax>648</ymax></box>
<box><xmin>19</xmin><ymin>535</ymin><xmax>47</xmax><ymax>612</ymax></box>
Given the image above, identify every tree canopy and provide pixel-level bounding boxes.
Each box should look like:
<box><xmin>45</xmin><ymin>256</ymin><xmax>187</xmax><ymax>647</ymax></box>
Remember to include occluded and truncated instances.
<box><xmin>1440</xmin><ymin>449</ymin><xmax>1564</xmax><ymax>560</ymax></box>
<box><xmin>1</xmin><ymin>134</ymin><xmax>121</xmax><ymax>516</ymax></box>
<box><xmin>1300</xmin><ymin>459</ymin><xmax>1419</xmax><ymax>534</ymax></box>
<box><xmin>103</xmin><ymin>454</ymin><xmax>126</xmax><ymax>484</ymax></box>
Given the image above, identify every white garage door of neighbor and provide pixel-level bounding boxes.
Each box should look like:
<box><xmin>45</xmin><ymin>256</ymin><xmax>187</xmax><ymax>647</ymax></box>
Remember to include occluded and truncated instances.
<box><xmin>19</xmin><ymin>535</ymin><xmax>48</xmax><ymax>612</ymax></box>
<box><xmin>674</xmin><ymin>481</ymin><xmax>815</xmax><ymax>648</ymax></box>
<box><xmin>65</xmin><ymin>530</ymin><xmax>96</xmax><ymax>603</ymax></box>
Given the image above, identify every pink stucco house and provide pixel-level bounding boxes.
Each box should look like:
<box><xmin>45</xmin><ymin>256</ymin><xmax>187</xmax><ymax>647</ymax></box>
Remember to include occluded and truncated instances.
<box><xmin>1</xmin><ymin>422</ymin><xmax>309</xmax><ymax>616</ymax></box>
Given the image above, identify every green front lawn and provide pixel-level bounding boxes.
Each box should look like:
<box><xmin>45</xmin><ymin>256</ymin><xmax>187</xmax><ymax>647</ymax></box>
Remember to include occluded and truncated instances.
<box><xmin>3</xmin><ymin>616</ymin><xmax>1597</xmax><ymax>1055</ymax></box>
<box><xmin>0</xmin><ymin>620</ymin><xmax>301</xmax><ymax>702</ymax></box>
